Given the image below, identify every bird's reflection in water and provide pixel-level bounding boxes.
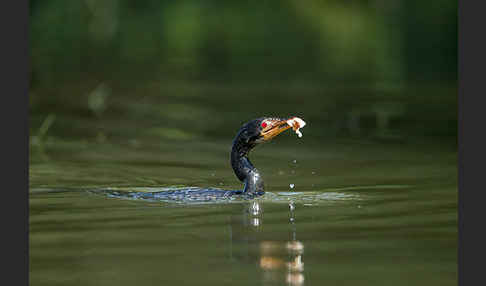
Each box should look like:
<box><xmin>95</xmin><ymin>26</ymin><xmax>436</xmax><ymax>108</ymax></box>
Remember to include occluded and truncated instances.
<box><xmin>228</xmin><ymin>201</ymin><xmax>304</xmax><ymax>286</ymax></box>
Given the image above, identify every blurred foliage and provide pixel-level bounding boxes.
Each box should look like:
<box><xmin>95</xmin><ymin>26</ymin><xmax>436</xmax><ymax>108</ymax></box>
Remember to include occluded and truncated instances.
<box><xmin>30</xmin><ymin>0</ymin><xmax>456</xmax><ymax>84</ymax></box>
<box><xmin>29</xmin><ymin>0</ymin><xmax>457</xmax><ymax>148</ymax></box>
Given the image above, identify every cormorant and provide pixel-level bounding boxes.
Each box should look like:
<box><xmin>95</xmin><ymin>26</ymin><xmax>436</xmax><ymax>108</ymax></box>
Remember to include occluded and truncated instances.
<box><xmin>104</xmin><ymin>117</ymin><xmax>305</xmax><ymax>202</ymax></box>
<box><xmin>230</xmin><ymin>117</ymin><xmax>304</xmax><ymax>196</ymax></box>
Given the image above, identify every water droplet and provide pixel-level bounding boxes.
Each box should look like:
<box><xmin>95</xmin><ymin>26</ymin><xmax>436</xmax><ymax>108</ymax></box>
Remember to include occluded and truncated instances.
<box><xmin>289</xmin><ymin>184</ymin><xmax>295</xmax><ymax>189</ymax></box>
<box><xmin>289</xmin><ymin>202</ymin><xmax>295</xmax><ymax>211</ymax></box>
<box><xmin>293</xmin><ymin>159</ymin><xmax>297</xmax><ymax>164</ymax></box>
<box><xmin>311</xmin><ymin>171</ymin><xmax>315</xmax><ymax>175</ymax></box>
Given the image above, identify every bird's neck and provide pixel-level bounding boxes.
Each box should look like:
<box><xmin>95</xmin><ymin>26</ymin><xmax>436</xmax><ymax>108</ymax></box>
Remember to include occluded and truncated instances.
<box><xmin>231</xmin><ymin>142</ymin><xmax>264</xmax><ymax>194</ymax></box>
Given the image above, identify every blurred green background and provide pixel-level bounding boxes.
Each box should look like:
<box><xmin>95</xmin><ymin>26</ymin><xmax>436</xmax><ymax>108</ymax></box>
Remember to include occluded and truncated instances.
<box><xmin>29</xmin><ymin>0</ymin><xmax>457</xmax><ymax>186</ymax></box>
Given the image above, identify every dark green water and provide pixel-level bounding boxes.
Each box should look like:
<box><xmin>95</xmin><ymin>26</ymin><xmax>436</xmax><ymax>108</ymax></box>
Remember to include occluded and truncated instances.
<box><xmin>29</xmin><ymin>84</ymin><xmax>457</xmax><ymax>285</ymax></box>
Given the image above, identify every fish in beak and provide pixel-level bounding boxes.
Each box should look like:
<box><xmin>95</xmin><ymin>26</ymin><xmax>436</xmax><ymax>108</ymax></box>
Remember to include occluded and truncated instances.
<box><xmin>259</xmin><ymin>117</ymin><xmax>306</xmax><ymax>142</ymax></box>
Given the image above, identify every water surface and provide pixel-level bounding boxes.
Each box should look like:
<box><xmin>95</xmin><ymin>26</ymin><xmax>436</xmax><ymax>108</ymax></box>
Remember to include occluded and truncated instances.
<box><xmin>29</xmin><ymin>85</ymin><xmax>457</xmax><ymax>285</ymax></box>
<box><xmin>30</xmin><ymin>138</ymin><xmax>456</xmax><ymax>286</ymax></box>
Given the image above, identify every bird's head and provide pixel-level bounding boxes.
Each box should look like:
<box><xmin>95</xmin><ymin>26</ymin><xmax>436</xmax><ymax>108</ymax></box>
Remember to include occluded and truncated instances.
<box><xmin>235</xmin><ymin>117</ymin><xmax>294</xmax><ymax>148</ymax></box>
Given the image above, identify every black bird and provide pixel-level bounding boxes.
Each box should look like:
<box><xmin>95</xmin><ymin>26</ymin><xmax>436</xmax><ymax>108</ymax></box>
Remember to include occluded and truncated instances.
<box><xmin>104</xmin><ymin>117</ymin><xmax>302</xmax><ymax>202</ymax></box>
<box><xmin>230</xmin><ymin>117</ymin><xmax>296</xmax><ymax>195</ymax></box>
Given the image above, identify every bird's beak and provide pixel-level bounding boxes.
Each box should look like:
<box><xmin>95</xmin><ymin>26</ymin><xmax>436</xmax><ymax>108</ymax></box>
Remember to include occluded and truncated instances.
<box><xmin>260</xmin><ymin>118</ymin><xmax>293</xmax><ymax>142</ymax></box>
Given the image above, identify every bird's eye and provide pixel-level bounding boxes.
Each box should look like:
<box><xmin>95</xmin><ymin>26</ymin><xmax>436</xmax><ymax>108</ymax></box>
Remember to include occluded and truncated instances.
<box><xmin>261</xmin><ymin>122</ymin><xmax>267</xmax><ymax>128</ymax></box>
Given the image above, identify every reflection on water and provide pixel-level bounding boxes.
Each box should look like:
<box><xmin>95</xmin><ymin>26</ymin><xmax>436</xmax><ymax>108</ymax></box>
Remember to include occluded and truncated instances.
<box><xmin>231</xmin><ymin>201</ymin><xmax>305</xmax><ymax>286</ymax></box>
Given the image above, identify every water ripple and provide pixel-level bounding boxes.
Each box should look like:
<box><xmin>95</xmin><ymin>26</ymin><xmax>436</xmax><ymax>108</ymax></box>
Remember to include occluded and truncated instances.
<box><xmin>88</xmin><ymin>185</ymin><xmax>379</xmax><ymax>206</ymax></box>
